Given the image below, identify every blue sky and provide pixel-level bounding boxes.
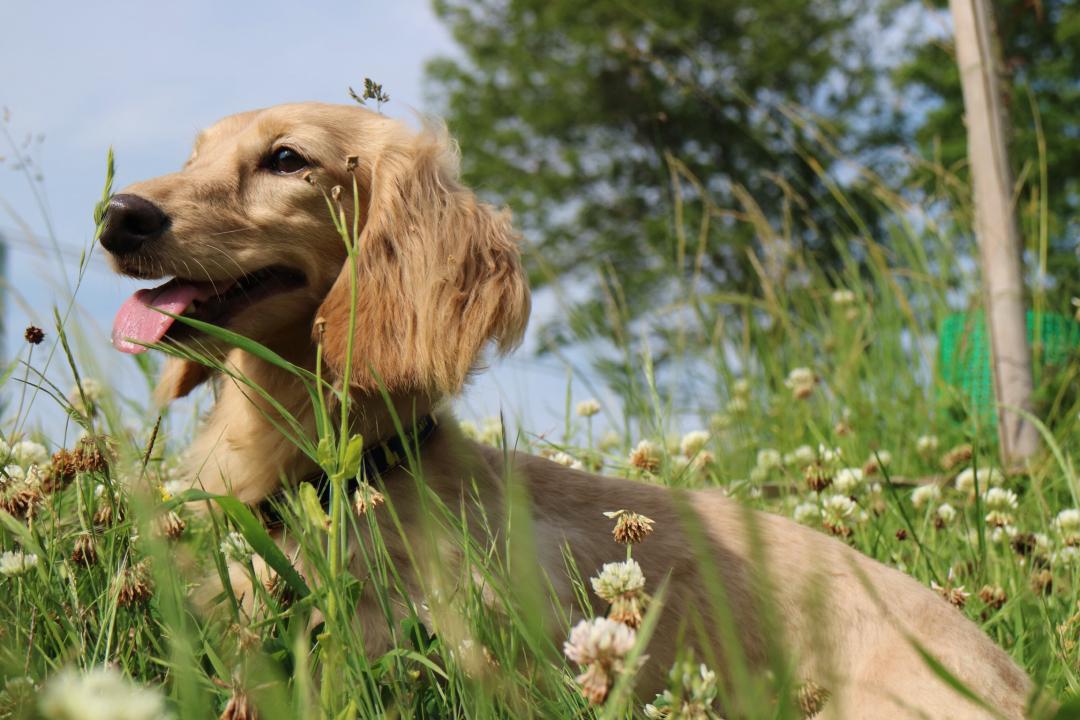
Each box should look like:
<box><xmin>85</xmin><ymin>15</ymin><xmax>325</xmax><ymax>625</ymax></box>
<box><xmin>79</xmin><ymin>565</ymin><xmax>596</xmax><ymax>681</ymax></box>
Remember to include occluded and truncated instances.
<box><xmin>0</xmin><ymin>0</ymin><xmax>605</xmax><ymax>442</ymax></box>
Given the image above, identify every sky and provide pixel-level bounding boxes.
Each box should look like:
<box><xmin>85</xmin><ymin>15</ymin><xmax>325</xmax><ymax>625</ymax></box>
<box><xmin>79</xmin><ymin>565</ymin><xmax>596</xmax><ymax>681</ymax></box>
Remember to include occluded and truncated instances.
<box><xmin>0</xmin><ymin>0</ymin><xmax>609</xmax><ymax>443</ymax></box>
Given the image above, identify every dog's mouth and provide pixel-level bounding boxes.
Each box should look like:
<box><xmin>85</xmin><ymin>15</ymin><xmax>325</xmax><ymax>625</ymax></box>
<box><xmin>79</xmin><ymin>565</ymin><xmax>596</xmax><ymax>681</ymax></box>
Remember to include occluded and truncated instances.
<box><xmin>111</xmin><ymin>265</ymin><xmax>306</xmax><ymax>354</ymax></box>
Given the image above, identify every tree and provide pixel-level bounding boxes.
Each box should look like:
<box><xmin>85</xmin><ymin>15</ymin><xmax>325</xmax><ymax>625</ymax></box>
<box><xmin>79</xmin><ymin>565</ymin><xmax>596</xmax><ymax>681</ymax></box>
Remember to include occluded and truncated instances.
<box><xmin>894</xmin><ymin>0</ymin><xmax>1080</xmax><ymax>286</ymax></box>
<box><xmin>425</xmin><ymin>0</ymin><xmax>883</xmax><ymax>353</ymax></box>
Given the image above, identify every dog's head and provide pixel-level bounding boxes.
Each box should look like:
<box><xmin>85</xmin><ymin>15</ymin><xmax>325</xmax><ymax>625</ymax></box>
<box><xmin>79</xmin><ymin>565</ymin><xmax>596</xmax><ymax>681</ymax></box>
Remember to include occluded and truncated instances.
<box><xmin>102</xmin><ymin>102</ymin><xmax>530</xmax><ymax>401</ymax></box>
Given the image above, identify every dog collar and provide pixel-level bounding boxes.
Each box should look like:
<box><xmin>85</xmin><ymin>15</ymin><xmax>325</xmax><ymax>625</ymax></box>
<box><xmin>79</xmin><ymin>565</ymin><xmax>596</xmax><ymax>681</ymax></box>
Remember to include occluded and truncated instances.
<box><xmin>255</xmin><ymin>414</ymin><xmax>439</xmax><ymax>528</ymax></box>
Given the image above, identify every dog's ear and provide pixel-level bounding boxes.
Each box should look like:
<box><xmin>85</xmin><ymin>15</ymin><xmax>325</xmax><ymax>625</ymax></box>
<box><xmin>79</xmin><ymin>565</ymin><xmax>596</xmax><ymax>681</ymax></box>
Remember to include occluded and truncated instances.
<box><xmin>316</xmin><ymin>127</ymin><xmax>530</xmax><ymax>396</ymax></box>
<box><xmin>154</xmin><ymin>357</ymin><xmax>211</xmax><ymax>405</ymax></box>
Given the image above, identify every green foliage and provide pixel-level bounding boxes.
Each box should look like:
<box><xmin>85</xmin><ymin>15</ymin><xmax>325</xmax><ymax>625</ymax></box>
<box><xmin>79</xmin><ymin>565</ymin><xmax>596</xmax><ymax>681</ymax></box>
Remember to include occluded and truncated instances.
<box><xmin>425</xmin><ymin>0</ymin><xmax>885</xmax><ymax>352</ymax></box>
<box><xmin>892</xmin><ymin>0</ymin><xmax>1080</xmax><ymax>286</ymax></box>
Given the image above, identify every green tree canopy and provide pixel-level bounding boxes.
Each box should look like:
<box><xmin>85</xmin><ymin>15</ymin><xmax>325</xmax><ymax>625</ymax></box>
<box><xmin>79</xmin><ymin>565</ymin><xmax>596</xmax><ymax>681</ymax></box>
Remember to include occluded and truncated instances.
<box><xmin>425</xmin><ymin>0</ymin><xmax>883</xmax><ymax>351</ymax></box>
<box><xmin>894</xmin><ymin>0</ymin><xmax>1079</xmax><ymax>284</ymax></box>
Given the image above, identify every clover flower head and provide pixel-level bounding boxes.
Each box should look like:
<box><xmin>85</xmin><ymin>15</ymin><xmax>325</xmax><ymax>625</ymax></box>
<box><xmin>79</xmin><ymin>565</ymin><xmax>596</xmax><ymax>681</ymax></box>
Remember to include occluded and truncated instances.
<box><xmin>984</xmin><ymin>487</ymin><xmax>1019</xmax><ymax>512</ymax></box>
<box><xmin>833</xmin><ymin>467</ymin><xmax>864</xmax><ymax>494</ymax></box>
<box><xmin>629</xmin><ymin>440</ymin><xmax>661</xmax><ymax>473</ymax></box>
<box><xmin>220</xmin><ymin>531</ymin><xmax>254</xmax><ymax>563</ymax></box>
<box><xmin>591</xmin><ymin>559</ymin><xmax>646</xmax><ymax>602</ymax></box>
<box><xmin>38</xmin><ymin>666</ymin><xmax>170</xmax><ymax>720</ymax></box>
<box><xmin>0</xmin><ymin>549</ymin><xmax>38</xmax><ymax>577</ymax></box>
<box><xmin>911</xmin><ymin>484</ymin><xmax>941</xmax><ymax>508</ymax></box>
<box><xmin>576</xmin><ymin>399</ymin><xmax>602</xmax><ymax>418</ymax></box>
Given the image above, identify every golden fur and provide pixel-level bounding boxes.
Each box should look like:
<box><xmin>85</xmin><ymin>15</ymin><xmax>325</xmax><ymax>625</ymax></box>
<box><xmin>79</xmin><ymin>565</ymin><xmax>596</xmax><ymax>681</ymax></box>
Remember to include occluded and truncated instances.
<box><xmin>105</xmin><ymin>103</ymin><xmax>1037</xmax><ymax>718</ymax></box>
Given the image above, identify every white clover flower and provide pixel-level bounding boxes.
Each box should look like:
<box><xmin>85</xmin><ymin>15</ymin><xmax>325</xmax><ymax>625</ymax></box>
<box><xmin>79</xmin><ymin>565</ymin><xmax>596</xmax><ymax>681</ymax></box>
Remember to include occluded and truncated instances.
<box><xmin>818</xmin><ymin>444</ymin><xmax>842</xmax><ymax>464</ymax></box>
<box><xmin>68</xmin><ymin>379</ymin><xmax>104</xmax><ymax>415</ymax></box>
<box><xmin>792</xmin><ymin>502</ymin><xmax>819</xmax><ymax>525</ymax></box>
<box><xmin>984</xmin><ymin>487</ymin><xmax>1019</xmax><ymax>512</ymax></box>
<box><xmin>726</xmin><ymin>396</ymin><xmax>748</xmax><ymax>414</ymax></box>
<box><xmin>563</xmin><ymin>617</ymin><xmax>636</xmax><ymax>666</ymax></box>
<box><xmin>786</xmin><ymin>445</ymin><xmax>816</xmax><ymax>468</ymax></box>
<box><xmin>833</xmin><ymin>467</ymin><xmax>864</xmax><ymax>494</ymax></box>
<box><xmin>39</xmin><ymin>666</ymin><xmax>170</xmax><ymax>720</ymax></box>
<box><xmin>1053</xmin><ymin>546</ymin><xmax>1080</xmax><ymax>566</ymax></box>
<box><xmin>749</xmin><ymin>465</ymin><xmax>768</xmax><ymax>483</ymax></box>
<box><xmin>822</xmin><ymin>495</ymin><xmax>856</xmax><ymax>525</ymax></box>
<box><xmin>679</xmin><ymin>430</ymin><xmax>710</xmax><ymax>458</ymax></box>
<box><xmin>831</xmin><ymin>289</ymin><xmax>856</xmax><ymax>306</ymax></box>
<box><xmin>628</xmin><ymin>440</ymin><xmax>661</xmax><ymax>472</ymax></box>
<box><xmin>1054</xmin><ymin>509</ymin><xmax>1080</xmax><ymax>534</ymax></box>
<box><xmin>671</xmin><ymin>455</ymin><xmax>691</xmax><ymax>475</ymax></box>
<box><xmin>0</xmin><ymin>550</ymin><xmax>38</xmax><ymax>577</ymax></box>
<box><xmin>479</xmin><ymin>418</ymin><xmax>504</xmax><ymax>446</ymax></box>
<box><xmin>591</xmin><ymin>559</ymin><xmax>646</xmax><ymax>602</ymax></box>
<box><xmin>11</xmin><ymin>440</ymin><xmax>48</xmax><ymax>468</ymax></box>
<box><xmin>911</xmin><ymin>484</ymin><xmax>941</xmax><ymax>509</ymax></box>
<box><xmin>708</xmin><ymin>413</ymin><xmax>731</xmax><ymax>431</ymax></box>
<box><xmin>916</xmin><ymin>435</ymin><xmax>940</xmax><ymax>458</ymax></box>
<box><xmin>786</xmin><ymin>367</ymin><xmax>816</xmax><ymax>388</ymax></box>
<box><xmin>219</xmin><ymin>531</ymin><xmax>254</xmax><ymax>563</ymax></box>
<box><xmin>868</xmin><ymin>450</ymin><xmax>892</xmax><ymax>468</ymax></box>
<box><xmin>989</xmin><ymin>525</ymin><xmax>1018</xmax><ymax>544</ymax></box>
<box><xmin>598</xmin><ymin>430</ymin><xmax>621</xmax><ymax>452</ymax></box>
<box><xmin>936</xmin><ymin>503</ymin><xmax>958</xmax><ymax>524</ymax></box>
<box><xmin>3</xmin><ymin>464</ymin><xmax>26</xmax><ymax>483</ymax></box>
<box><xmin>954</xmin><ymin>467</ymin><xmax>1005</xmax><ymax>494</ymax></box>
<box><xmin>458</xmin><ymin>420</ymin><xmax>478</xmax><ymax>440</ymax></box>
<box><xmin>755</xmin><ymin>448</ymin><xmax>782</xmax><ymax>471</ymax></box>
<box><xmin>785</xmin><ymin>367</ymin><xmax>817</xmax><ymax>399</ymax></box>
<box><xmin>551</xmin><ymin>451</ymin><xmax>584</xmax><ymax>470</ymax></box>
<box><xmin>576</xmin><ymin>399</ymin><xmax>602</xmax><ymax>418</ymax></box>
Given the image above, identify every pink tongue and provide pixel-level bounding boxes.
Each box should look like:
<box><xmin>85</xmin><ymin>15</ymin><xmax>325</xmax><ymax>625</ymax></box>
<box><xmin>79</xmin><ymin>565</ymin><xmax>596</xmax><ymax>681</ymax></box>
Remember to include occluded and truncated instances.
<box><xmin>111</xmin><ymin>279</ymin><xmax>218</xmax><ymax>354</ymax></box>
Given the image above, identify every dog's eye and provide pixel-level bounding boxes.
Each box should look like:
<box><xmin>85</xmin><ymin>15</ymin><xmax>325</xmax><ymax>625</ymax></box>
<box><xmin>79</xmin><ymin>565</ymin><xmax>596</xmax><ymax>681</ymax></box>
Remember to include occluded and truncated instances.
<box><xmin>266</xmin><ymin>147</ymin><xmax>308</xmax><ymax>175</ymax></box>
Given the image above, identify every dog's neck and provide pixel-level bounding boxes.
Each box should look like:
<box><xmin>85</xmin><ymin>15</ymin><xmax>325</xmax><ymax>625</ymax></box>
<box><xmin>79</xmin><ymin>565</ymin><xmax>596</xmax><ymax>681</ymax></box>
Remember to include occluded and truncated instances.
<box><xmin>182</xmin><ymin>329</ymin><xmax>438</xmax><ymax>504</ymax></box>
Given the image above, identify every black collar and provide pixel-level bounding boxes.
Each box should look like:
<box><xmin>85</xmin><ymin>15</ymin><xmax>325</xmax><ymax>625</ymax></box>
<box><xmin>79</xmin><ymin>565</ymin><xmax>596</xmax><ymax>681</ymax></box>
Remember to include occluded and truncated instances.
<box><xmin>255</xmin><ymin>414</ymin><xmax>439</xmax><ymax>528</ymax></box>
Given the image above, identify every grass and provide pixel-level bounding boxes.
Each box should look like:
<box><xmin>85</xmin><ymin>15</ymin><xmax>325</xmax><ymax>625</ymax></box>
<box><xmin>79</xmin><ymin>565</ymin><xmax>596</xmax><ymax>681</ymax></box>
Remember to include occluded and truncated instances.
<box><xmin>1</xmin><ymin>109</ymin><xmax>1080</xmax><ymax>720</ymax></box>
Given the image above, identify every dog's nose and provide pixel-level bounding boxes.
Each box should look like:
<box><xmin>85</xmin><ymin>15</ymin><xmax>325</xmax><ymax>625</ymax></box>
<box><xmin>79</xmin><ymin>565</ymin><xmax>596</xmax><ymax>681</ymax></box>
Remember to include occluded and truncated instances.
<box><xmin>99</xmin><ymin>193</ymin><xmax>169</xmax><ymax>255</ymax></box>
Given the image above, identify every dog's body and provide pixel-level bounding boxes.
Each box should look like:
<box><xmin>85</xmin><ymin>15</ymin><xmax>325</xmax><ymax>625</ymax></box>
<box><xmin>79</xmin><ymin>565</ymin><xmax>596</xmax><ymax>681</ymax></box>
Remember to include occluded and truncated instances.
<box><xmin>101</xmin><ymin>103</ymin><xmax>1034</xmax><ymax>718</ymax></box>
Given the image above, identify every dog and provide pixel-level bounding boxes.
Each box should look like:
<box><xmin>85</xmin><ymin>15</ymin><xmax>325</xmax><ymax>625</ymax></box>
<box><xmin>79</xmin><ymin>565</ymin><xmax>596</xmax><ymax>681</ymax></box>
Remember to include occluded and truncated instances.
<box><xmin>100</xmin><ymin>102</ymin><xmax>1037</xmax><ymax>718</ymax></box>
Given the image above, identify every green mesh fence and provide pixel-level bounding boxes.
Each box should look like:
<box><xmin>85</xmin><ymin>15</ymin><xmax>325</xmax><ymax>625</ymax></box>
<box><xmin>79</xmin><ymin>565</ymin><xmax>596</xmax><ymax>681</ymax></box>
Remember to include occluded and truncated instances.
<box><xmin>939</xmin><ymin>311</ymin><xmax>1080</xmax><ymax>423</ymax></box>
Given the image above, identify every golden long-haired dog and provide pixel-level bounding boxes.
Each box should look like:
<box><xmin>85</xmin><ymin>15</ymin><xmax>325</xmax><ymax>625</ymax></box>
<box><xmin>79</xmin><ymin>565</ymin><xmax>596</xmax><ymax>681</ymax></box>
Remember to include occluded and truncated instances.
<box><xmin>100</xmin><ymin>102</ymin><xmax>1036</xmax><ymax>718</ymax></box>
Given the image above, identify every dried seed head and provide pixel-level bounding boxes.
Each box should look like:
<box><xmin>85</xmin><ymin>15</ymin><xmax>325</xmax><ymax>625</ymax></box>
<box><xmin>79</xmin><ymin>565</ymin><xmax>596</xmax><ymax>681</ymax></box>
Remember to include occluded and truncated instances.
<box><xmin>796</xmin><ymin>681</ymin><xmax>830</xmax><ymax>718</ymax></box>
<box><xmin>978</xmin><ymin>585</ymin><xmax>1007</xmax><ymax>610</ymax></box>
<box><xmin>93</xmin><ymin>501</ymin><xmax>124</xmax><ymax>527</ymax></box>
<box><xmin>628</xmin><ymin>440</ymin><xmax>661</xmax><ymax>473</ymax></box>
<box><xmin>353</xmin><ymin>482</ymin><xmax>385</xmax><ymax>515</ymax></box>
<box><xmin>24</xmin><ymin>326</ymin><xmax>45</xmax><ymax>345</ymax></box>
<box><xmin>46</xmin><ymin>448</ymin><xmax>79</xmax><ymax>491</ymax></box>
<box><xmin>345</xmin><ymin>155</ymin><xmax>359</xmax><ymax>171</ymax></box>
<box><xmin>931</xmin><ymin>580</ymin><xmax>970</xmax><ymax>608</ymax></box>
<box><xmin>330</xmin><ymin>184</ymin><xmax>343</xmax><ymax>201</ymax></box>
<box><xmin>71</xmin><ymin>533</ymin><xmax>98</xmax><ymax>567</ymax></box>
<box><xmin>118</xmin><ymin>561</ymin><xmax>153</xmax><ymax>607</ymax></box>
<box><xmin>74</xmin><ymin>437</ymin><xmax>110</xmax><ymax>474</ymax></box>
<box><xmin>1031</xmin><ymin>569</ymin><xmax>1053</xmax><ymax>596</ymax></box>
<box><xmin>0</xmin><ymin>484</ymin><xmax>42</xmax><ymax>519</ymax></box>
<box><xmin>604</xmin><ymin>509</ymin><xmax>655</xmax><ymax>544</ymax></box>
<box><xmin>219</xmin><ymin>688</ymin><xmax>257</xmax><ymax>720</ymax></box>
<box><xmin>158</xmin><ymin>511</ymin><xmax>186</xmax><ymax>540</ymax></box>
<box><xmin>941</xmin><ymin>444</ymin><xmax>973</xmax><ymax>471</ymax></box>
<box><xmin>804</xmin><ymin>463</ymin><xmax>833</xmax><ymax>493</ymax></box>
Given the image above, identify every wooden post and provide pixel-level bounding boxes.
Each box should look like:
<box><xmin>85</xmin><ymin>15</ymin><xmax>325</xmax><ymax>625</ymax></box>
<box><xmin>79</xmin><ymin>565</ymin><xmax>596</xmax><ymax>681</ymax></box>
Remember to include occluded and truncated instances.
<box><xmin>949</xmin><ymin>0</ymin><xmax>1040</xmax><ymax>466</ymax></box>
